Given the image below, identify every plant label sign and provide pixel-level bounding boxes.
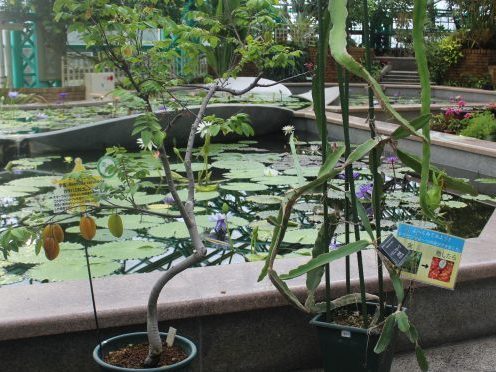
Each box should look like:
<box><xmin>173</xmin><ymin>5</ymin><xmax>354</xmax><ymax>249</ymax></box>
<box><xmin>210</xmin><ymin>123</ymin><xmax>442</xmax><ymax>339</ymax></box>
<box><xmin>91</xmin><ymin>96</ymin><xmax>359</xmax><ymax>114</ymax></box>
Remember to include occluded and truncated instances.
<box><xmin>53</xmin><ymin>175</ymin><xmax>101</xmax><ymax>213</ymax></box>
<box><xmin>379</xmin><ymin>234</ymin><xmax>412</xmax><ymax>268</ymax></box>
<box><xmin>396</xmin><ymin>223</ymin><xmax>465</xmax><ymax>290</ymax></box>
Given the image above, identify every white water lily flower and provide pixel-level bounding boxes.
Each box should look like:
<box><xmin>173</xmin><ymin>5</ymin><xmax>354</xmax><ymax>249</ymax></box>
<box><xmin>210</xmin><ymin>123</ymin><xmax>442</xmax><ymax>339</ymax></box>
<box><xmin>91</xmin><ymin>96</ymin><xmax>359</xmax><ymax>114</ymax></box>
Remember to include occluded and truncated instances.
<box><xmin>137</xmin><ymin>138</ymin><xmax>157</xmax><ymax>151</ymax></box>
<box><xmin>310</xmin><ymin>145</ymin><xmax>320</xmax><ymax>154</ymax></box>
<box><xmin>196</xmin><ymin>121</ymin><xmax>214</xmax><ymax>138</ymax></box>
<box><xmin>264</xmin><ymin>167</ymin><xmax>279</xmax><ymax>177</ymax></box>
<box><xmin>282</xmin><ymin>125</ymin><xmax>295</xmax><ymax>135</ymax></box>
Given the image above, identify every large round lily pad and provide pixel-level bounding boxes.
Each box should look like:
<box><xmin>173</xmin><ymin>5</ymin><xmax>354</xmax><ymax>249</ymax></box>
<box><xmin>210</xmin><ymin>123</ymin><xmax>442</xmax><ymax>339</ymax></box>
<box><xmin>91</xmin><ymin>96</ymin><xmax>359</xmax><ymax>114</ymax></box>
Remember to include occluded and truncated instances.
<box><xmin>148</xmin><ymin>222</ymin><xmax>190</xmax><ymax>239</ymax></box>
<box><xmin>251</xmin><ymin>175</ymin><xmax>301</xmax><ymax>186</ymax></box>
<box><xmin>245</xmin><ymin>195</ymin><xmax>283</xmax><ymax>205</ymax></box>
<box><xmin>282</xmin><ymin>229</ymin><xmax>319</xmax><ymax>245</ymax></box>
<box><xmin>95</xmin><ymin>214</ymin><xmax>163</xmax><ymax>230</ymax></box>
<box><xmin>7</xmin><ymin>176</ymin><xmax>58</xmax><ymax>188</ymax></box>
<box><xmin>211</xmin><ymin>160</ymin><xmax>265</xmax><ymax>170</ymax></box>
<box><xmin>88</xmin><ymin>240</ymin><xmax>165</xmax><ymax>260</ymax></box>
<box><xmin>220</xmin><ymin>182</ymin><xmax>269</xmax><ymax>192</ymax></box>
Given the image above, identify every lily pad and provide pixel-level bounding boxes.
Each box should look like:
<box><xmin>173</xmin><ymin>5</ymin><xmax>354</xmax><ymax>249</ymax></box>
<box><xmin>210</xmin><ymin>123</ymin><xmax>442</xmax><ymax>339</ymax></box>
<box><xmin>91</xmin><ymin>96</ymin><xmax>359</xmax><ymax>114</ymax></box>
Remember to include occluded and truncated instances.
<box><xmin>28</xmin><ymin>256</ymin><xmax>121</xmax><ymax>282</ymax></box>
<box><xmin>220</xmin><ymin>182</ymin><xmax>269</xmax><ymax>192</ymax></box>
<box><xmin>7</xmin><ymin>176</ymin><xmax>58</xmax><ymax>188</ymax></box>
<box><xmin>148</xmin><ymin>222</ymin><xmax>190</xmax><ymax>239</ymax></box>
<box><xmin>88</xmin><ymin>240</ymin><xmax>165</xmax><ymax>260</ymax></box>
<box><xmin>169</xmin><ymin>162</ymin><xmax>210</xmax><ymax>173</ymax></box>
<box><xmin>65</xmin><ymin>227</ymin><xmax>138</xmax><ymax>242</ymax></box>
<box><xmin>282</xmin><ymin>229</ymin><xmax>319</xmax><ymax>245</ymax></box>
<box><xmin>251</xmin><ymin>175</ymin><xmax>301</xmax><ymax>186</ymax></box>
<box><xmin>0</xmin><ymin>272</ymin><xmax>24</xmax><ymax>285</ymax></box>
<box><xmin>95</xmin><ymin>214</ymin><xmax>163</xmax><ymax>230</ymax></box>
<box><xmin>211</xmin><ymin>160</ymin><xmax>265</xmax><ymax>170</ymax></box>
<box><xmin>195</xmin><ymin>214</ymin><xmax>249</xmax><ymax>228</ymax></box>
<box><xmin>223</xmin><ymin>169</ymin><xmax>266</xmax><ymax>179</ymax></box>
<box><xmin>245</xmin><ymin>195</ymin><xmax>283</xmax><ymax>205</ymax></box>
<box><xmin>441</xmin><ymin>200</ymin><xmax>467</xmax><ymax>209</ymax></box>
<box><xmin>0</xmin><ymin>186</ymin><xmax>32</xmax><ymax>198</ymax></box>
<box><xmin>169</xmin><ymin>189</ymin><xmax>219</xmax><ymax>202</ymax></box>
<box><xmin>284</xmin><ymin>166</ymin><xmax>320</xmax><ymax>177</ymax></box>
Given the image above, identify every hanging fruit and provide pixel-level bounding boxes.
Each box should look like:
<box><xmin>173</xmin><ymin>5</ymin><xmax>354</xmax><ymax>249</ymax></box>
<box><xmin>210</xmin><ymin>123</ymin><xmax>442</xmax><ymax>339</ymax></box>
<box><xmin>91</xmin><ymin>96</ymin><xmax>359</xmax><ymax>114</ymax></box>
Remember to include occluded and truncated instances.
<box><xmin>108</xmin><ymin>214</ymin><xmax>124</xmax><ymax>238</ymax></box>
<box><xmin>43</xmin><ymin>237</ymin><xmax>60</xmax><ymax>261</ymax></box>
<box><xmin>80</xmin><ymin>216</ymin><xmax>97</xmax><ymax>241</ymax></box>
<box><xmin>42</xmin><ymin>224</ymin><xmax>65</xmax><ymax>243</ymax></box>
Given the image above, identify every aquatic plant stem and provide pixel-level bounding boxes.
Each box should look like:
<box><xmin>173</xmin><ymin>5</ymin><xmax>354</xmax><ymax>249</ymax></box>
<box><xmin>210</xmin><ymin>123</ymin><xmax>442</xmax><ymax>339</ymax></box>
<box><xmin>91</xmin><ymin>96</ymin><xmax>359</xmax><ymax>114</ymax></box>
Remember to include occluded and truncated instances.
<box><xmin>316</xmin><ymin>0</ymin><xmax>332</xmax><ymax>321</ymax></box>
<box><xmin>83</xmin><ymin>242</ymin><xmax>103</xmax><ymax>358</ymax></box>
<box><xmin>362</xmin><ymin>0</ymin><xmax>385</xmax><ymax>321</ymax></box>
<box><xmin>336</xmin><ymin>65</ymin><xmax>368</xmax><ymax>327</ymax></box>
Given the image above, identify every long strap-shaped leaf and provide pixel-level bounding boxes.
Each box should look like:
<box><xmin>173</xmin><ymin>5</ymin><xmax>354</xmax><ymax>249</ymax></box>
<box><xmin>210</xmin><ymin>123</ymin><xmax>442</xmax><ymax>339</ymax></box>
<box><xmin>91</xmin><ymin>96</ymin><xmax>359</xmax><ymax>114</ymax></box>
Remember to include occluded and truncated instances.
<box><xmin>328</xmin><ymin>0</ymin><xmax>426</xmax><ymax>141</ymax></box>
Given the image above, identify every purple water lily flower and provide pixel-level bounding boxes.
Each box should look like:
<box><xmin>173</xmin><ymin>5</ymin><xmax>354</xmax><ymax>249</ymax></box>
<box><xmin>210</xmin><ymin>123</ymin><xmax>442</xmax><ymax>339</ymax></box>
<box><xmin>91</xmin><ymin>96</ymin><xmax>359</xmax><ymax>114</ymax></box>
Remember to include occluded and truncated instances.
<box><xmin>59</xmin><ymin>92</ymin><xmax>69</xmax><ymax>99</ymax></box>
<box><xmin>337</xmin><ymin>171</ymin><xmax>360</xmax><ymax>180</ymax></box>
<box><xmin>356</xmin><ymin>183</ymin><xmax>373</xmax><ymax>199</ymax></box>
<box><xmin>8</xmin><ymin>91</ymin><xmax>19</xmax><ymax>99</ymax></box>
<box><xmin>157</xmin><ymin>105</ymin><xmax>167</xmax><ymax>113</ymax></box>
<box><xmin>329</xmin><ymin>240</ymin><xmax>341</xmax><ymax>250</ymax></box>
<box><xmin>163</xmin><ymin>196</ymin><xmax>175</xmax><ymax>205</ymax></box>
<box><xmin>209</xmin><ymin>213</ymin><xmax>230</xmax><ymax>236</ymax></box>
<box><xmin>385</xmin><ymin>156</ymin><xmax>399</xmax><ymax>165</ymax></box>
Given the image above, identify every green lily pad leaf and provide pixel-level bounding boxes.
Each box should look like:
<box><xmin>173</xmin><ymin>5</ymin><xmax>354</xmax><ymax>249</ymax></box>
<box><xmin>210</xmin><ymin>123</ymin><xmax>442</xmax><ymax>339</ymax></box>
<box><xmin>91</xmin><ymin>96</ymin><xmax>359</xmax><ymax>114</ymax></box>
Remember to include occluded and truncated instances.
<box><xmin>65</xmin><ymin>227</ymin><xmax>138</xmax><ymax>242</ymax></box>
<box><xmin>336</xmin><ymin>231</ymin><xmax>372</xmax><ymax>243</ymax></box>
<box><xmin>251</xmin><ymin>175</ymin><xmax>301</xmax><ymax>186</ymax></box>
<box><xmin>148</xmin><ymin>222</ymin><xmax>190</xmax><ymax>239</ymax></box>
<box><xmin>28</xmin><ymin>256</ymin><xmax>121</xmax><ymax>282</ymax></box>
<box><xmin>103</xmin><ymin>192</ymin><xmax>165</xmax><ymax>207</ymax></box>
<box><xmin>7</xmin><ymin>243</ymin><xmax>49</xmax><ymax>264</ymax></box>
<box><xmin>0</xmin><ymin>186</ymin><xmax>31</xmax><ymax>198</ymax></box>
<box><xmin>284</xmin><ymin>166</ymin><xmax>320</xmax><ymax>177</ymax></box>
<box><xmin>213</xmin><ymin>153</ymin><xmax>244</xmax><ymax>161</ymax></box>
<box><xmin>169</xmin><ymin>189</ymin><xmax>219</xmax><ymax>202</ymax></box>
<box><xmin>283</xmin><ymin>229</ymin><xmax>319</xmax><ymax>245</ymax></box>
<box><xmin>475</xmin><ymin>178</ymin><xmax>496</xmax><ymax>184</ymax></box>
<box><xmin>195</xmin><ymin>214</ymin><xmax>249</xmax><ymax>228</ymax></box>
<box><xmin>88</xmin><ymin>240</ymin><xmax>164</xmax><ymax>260</ymax></box>
<box><xmin>60</xmin><ymin>242</ymin><xmax>84</xmax><ymax>250</ymax></box>
<box><xmin>169</xmin><ymin>162</ymin><xmax>209</xmax><ymax>173</ymax></box>
<box><xmin>245</xmin><ymin>195</ymin><xmax>283</xmax><ymax>204</ymax></box>
<box><xmin>441</xmin><ymin>200</ymin><xmax>467</xmax><ymax>209</ymax></box>
<box><xmin>220</xmin><ymin>182</ymin><xmax>269</xmax><ymax>192</ymax></box>
<box><xmin>223</xmin><ymin>169</ymin><xmax>266</xmax><ymax>179</ymax></box>
<box><xmin>7</xmin><ymin>176</ymin><xmax>58</xmax><ymax>188</ymax></box>
<box><xmin>95</xmin><ymin>214</ymin><xmax>163</xmax><ymax>230</ymax></box>
<box><xmin>212</xmin><ymin>160</ymin><xmax>265</xmax><ymax>170</ymax></box>
<box><xmin>0</xmin><ymin>272</ymin><xmax>24</xmax><ymax>285</ymax></box>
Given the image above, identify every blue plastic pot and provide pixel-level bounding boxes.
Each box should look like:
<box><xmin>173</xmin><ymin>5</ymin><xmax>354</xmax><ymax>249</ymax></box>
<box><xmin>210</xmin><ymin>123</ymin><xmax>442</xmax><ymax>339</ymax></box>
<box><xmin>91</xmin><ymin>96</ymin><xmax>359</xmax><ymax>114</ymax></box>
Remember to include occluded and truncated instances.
<box><xmin>93</xmin><ymin>332</ymin><xmax>197</xmax><ymax>371</ymax></box>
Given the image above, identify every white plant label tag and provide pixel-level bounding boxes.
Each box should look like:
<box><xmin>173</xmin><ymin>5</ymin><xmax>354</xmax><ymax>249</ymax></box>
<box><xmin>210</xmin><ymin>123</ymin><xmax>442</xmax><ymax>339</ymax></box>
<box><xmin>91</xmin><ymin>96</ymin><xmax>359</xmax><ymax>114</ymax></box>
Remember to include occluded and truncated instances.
<box><xmin>166</xmin><ymin>327</ymin><xmax>177</xmax><ymax>347</ymax></box>
<box><xmin>341</xmin><ymin>330</ymin><xmax>351</xmax><ymax>338</ymax></box>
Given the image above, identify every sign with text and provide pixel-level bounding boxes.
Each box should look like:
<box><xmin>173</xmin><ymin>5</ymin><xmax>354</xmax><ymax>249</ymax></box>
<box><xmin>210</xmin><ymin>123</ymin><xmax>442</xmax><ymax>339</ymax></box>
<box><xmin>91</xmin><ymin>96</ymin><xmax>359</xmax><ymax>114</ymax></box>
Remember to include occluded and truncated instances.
<box><xmin>397</xmin><ymin>223</ymin><xmax>465</xmax><ymax>290</ymax></box>
<box><xmin>379</xmin><ymin>234</ymin><xmax>412</xmax><ymax>268</ymax></box>
<box><xmin>53</xmin><ymin>174</ymin><xmax>101</xmax><ymax>213</ymax></box>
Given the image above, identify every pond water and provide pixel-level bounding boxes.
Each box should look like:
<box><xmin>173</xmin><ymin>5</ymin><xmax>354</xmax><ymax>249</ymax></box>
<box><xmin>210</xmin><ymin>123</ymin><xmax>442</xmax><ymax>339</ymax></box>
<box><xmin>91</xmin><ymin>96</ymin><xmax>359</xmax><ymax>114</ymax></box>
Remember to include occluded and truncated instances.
<box><xmin>0</xmin><ymin>135</ymin><xmax>494</xmax><ymax>286</ymax></box>
<box><xmin>346</xmin><ymin>94</ymin><xmax>453</xmax><ymax>107</ymax></box>
<box><xmin>0</xmin><ymin>94</ymin><xmax>309</xmax><ymax>135</ymax></box>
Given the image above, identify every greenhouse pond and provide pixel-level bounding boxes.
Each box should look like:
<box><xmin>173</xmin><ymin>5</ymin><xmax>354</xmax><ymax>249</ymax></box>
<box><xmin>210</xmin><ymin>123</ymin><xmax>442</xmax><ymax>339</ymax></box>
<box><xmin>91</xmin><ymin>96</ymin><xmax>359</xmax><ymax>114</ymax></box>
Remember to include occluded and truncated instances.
<box><xmin>1</xmin><ymin>136</ymin><xmax>495</xmax><ymax>286</ymax></box>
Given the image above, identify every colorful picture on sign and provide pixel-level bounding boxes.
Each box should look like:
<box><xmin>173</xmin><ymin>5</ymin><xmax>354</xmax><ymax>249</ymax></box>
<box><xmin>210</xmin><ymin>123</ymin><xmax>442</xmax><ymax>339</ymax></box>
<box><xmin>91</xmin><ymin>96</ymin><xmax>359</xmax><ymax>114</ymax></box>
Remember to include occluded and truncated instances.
<box><xmin>396</xmin><ymin>223</ymin><xmax>465</xmax><ymax>290</ymax></box>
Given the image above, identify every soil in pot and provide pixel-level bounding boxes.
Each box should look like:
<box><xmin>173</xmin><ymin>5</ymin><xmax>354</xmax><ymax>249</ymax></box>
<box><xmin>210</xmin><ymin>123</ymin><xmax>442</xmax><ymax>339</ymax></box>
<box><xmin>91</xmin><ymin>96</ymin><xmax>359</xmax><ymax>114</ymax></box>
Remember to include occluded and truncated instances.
<box><xmin>104</xmin><ymin>341</ymin><xmax>188</xmax><ymax>369</ymax></box>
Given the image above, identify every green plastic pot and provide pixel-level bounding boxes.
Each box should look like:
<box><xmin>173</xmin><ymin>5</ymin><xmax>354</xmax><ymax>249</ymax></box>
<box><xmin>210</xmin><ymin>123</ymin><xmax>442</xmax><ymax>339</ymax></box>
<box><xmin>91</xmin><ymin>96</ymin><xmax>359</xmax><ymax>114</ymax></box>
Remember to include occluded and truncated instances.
<box><xmin>93</xmin><ymin>332</ymin><xmax>197</xmax><ymax>371</ymax></box>
<box><xmin>310</xmin><ymin>303</ymin><xmax>397</xmax><ymax>372</ymax></box>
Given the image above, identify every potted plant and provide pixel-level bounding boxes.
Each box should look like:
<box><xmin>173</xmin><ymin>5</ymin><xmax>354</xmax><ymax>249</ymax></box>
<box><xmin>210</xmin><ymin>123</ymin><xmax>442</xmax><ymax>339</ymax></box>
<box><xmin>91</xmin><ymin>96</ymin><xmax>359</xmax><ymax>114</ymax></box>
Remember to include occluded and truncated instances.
<box><xmin>0</xmin><ymin>0</ymin><xmax>307</xmax><ymax>370</ymax></box>
<box><xmin>258</xmin><ymin>1</ymin><xmax>477</xmax><ymax>371</ymax></box>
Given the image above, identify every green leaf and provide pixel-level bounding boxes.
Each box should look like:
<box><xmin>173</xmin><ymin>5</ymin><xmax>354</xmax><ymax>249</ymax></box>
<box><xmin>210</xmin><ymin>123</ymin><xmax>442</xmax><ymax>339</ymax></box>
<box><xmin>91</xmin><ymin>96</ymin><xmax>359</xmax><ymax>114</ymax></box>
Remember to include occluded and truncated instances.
<box><xmin>391</xmin><ymin>114</ymin><xmax>431</xmax><ymax>140</ymax></box>
<box><xmin>396</xmin><ymin>311</ymin><xmax>410</xmax><ymax>333</ymax></box>
<box><xmin>397</xmin><ymin>149</ymin><xmax>477</xmax><ymax>195</ymax></box>
<box><xmin>318</xmin><ymin>145</ymin><xmax>345</xmax><ymax>177</ymax></box>
<box><xmin>389</xmin><ymin>269</ymin><xmax>405</xmax><ymax>303</ymax></box>
<box><xmin>374</xmin><ymin>313</ymin><xmax>396</xmax><ymax>354</ymax></box>
<box><xmin>415</xmin><ymin>344</ymin><xmax>429</xmax><ymax>372</ymax></box>
<box><xmin>405</xmin><ymin>323</ymin><xmax>420</xmax><ymax>344</ymax></box>
<box><xmin>349</xmin><ymin>193</ymin><xmax>374</xmax><ymax>241</ymax></box>
<box><xmin>268</xmin><ymin>269</ymin><xmax>307</xmax><ymax>312</ymax></box>
<box><xmin>306</xmin><ymin>224</ymin><xmax>329</xmax><ymax>293</ymax></box>
<box><xmin>280</xmin><ymin>240</ymin><xmax>369</xmax><ymax>280</ymax></box>
<box><xmin>346</xmin><ymin>138</ymin><xmax>380</xmax><ymax>164</ymax></box>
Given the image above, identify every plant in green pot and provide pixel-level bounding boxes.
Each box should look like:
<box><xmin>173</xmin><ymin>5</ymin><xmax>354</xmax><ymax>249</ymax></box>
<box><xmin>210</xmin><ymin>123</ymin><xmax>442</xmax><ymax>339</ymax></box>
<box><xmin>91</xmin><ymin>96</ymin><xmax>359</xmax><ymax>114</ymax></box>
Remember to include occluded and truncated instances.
<box><xmin>258</xmin><ymin>0</ymin><xmax>477</xmax><ymax>371</ymax></box>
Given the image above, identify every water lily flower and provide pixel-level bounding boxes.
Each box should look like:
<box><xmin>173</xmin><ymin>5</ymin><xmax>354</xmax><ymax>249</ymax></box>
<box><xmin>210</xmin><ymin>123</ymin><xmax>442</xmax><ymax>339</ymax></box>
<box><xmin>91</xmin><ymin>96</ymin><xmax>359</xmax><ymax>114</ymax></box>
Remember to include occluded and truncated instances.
<box><xmin>329</xmin><ymin>240</ymin><xmax>341</xmax><ymax>251</ymax></box>
<box><xmin>209</xmin><ymin>212</ymin><xmax>231</xmax><ymax>235</ymax></box>
<box><xmin>309</xmin><ymin>144</ymin><xmax>320</xmax><ymax>155</ymax></box>
<box><xmin>356</xmin><ymin>183</ymin><xmax>373</xmax><ymax>199</ymax></box>
<box><xmin>386</xmin><ymin>156</ymin><xmax>399</xmax><ymax>165</ymax></box>
<box><xmin>263</xmin><ymin>167</ymin><xmax>279</xmax><ymax>177</ymax></box>
<box><xmin>8</xmin><ymin>91</ymin><xmax>19</xmax><ymax>99</ymax></box>
<box><xmin>196</xmin><ymin>121</ymin><xmax>213</xmax><ymax>138</ymax></box>
<box><xmin>157</xmin><ymin>105</ymin><xmax>167</xmax><ymax>113</ymax></box>
<box><xmin>163</xmin><ymin>196</ymin><xmax>175</xmax><ymax>205</ymax></box>
<box><xmin>457</xmin><ymin>100</ymin><xmax>466</xmax><ymax>108</ymax></box>
<box><xmin>464</xmin><ymin>113</ymin><xmax>472</xmax><ymax>119</ymax></box>
<box><xmin>35</xmin><ymin>112</ymin><xmax>49</xmax><ymax>120</ymax></box>
<box><xmin>337</xmin><ymin>171</ymin><xmax>360</xmax><ymax>180</ymax></box>
<box><xmin>282</xmin><ymin>125</ymin><xmax>295</xmax><ymax>136</ymax></box>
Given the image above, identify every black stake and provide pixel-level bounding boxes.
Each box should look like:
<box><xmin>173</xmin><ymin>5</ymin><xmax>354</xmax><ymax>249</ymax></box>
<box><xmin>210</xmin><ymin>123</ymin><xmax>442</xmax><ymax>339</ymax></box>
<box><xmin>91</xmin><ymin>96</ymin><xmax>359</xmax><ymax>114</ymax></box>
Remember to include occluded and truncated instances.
<box><xmin>84</xmin><ymin>242</ymin><xmax>104</xmax><ymax>358</ymax></box>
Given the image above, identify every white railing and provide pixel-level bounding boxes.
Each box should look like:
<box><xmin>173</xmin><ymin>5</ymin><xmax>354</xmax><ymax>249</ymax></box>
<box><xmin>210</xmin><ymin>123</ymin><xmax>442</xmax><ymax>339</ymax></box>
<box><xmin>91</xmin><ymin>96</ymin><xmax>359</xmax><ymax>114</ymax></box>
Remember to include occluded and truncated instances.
<box><xmin>62</xmin><ymin>53</ymin><xmax>208</xmax><ymax>87</ymax></box>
